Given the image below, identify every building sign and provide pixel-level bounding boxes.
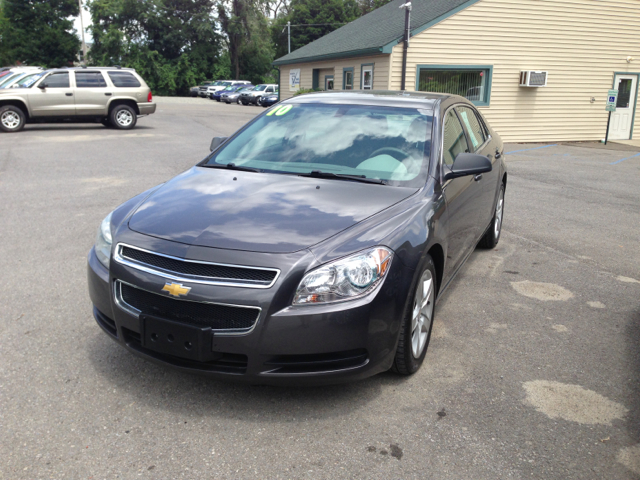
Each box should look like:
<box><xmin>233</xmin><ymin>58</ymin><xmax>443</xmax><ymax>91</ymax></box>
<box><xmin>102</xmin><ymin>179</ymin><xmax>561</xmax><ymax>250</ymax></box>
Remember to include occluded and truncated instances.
<box><xmin>289</xmin><ymin>69</ymin><xmax>300</xmax><ymax>91</ymax></box>
<box><xmin>606</xmin><ymin>89</ymin><xmax>618</xmax><ymax>112</ymax></box>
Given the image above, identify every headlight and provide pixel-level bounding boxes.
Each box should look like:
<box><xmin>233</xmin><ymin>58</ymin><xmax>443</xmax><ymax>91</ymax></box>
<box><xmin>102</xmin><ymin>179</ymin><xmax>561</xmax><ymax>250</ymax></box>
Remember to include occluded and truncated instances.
<box><xmin>293</xmin><ymin>247</ymin><xmax>393</xmax><ymax>305</ymax></box>
<box><xmin>95</xmin><ymin>211</ymin><xmax>113</xmax><ymax>268</ymax></box>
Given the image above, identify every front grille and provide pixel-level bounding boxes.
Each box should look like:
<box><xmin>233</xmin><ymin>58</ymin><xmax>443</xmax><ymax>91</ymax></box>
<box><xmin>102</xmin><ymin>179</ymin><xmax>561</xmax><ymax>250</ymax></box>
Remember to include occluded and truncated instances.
<box><xmin>118</xmin><ymin>282</ymin><xmax>260</xmax><ymax>332</ymax></box>
<box><xmin>263</xmin><ymin>349</ymin><xmax>368</xmax><ymax>374</ymax></box>
<box><xmin>118</xmin><ymin>245</ymin><xmax>278</xmax><ymax>287</ymax></box>
<box><xmin>122</xmin><ymin>328</ymin><xmax>248</xmax><ymax>374</ymax></box>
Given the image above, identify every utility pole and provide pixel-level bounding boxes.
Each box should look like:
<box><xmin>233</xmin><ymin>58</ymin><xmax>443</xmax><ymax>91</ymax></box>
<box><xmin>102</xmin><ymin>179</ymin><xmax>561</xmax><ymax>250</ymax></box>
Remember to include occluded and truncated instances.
<box><xmin>287</xmin><ymin>21</ymin><xmax>291</xmax><ymax>54</ymax></box>
<box><xmin>399</xmin><ymin>2</ymin><xmax>412</xmax><ymax>91</ymax></box>
<box><xmin>78</xmin><ymin>0</ymin><xmax>87</xmax><ymax>65</ymax></box>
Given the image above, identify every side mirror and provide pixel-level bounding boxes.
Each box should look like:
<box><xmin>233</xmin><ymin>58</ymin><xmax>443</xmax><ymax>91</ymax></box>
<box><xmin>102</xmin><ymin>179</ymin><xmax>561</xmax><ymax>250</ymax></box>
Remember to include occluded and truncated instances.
<box><xmin>444</xmin><ymin>153</ymin><xmax>492</xmax><ymax>181</ymax></box>
<box><xmin>38</xmin><ymin>83</ymin><xmax>47</xmax><ymax>89</ymax></box>
<box><xmin>210</xmin><ymin>136</ymin><xmax>228</xmax><ymax>152</ymax></box>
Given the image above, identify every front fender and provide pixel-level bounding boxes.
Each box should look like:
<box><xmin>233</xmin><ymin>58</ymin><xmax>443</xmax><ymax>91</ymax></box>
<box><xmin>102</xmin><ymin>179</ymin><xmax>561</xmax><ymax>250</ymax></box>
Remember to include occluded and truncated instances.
<box><xmin>0</xmin><ymin>95</ymin><xmax>32</xmax><ymax>116</ymax></box>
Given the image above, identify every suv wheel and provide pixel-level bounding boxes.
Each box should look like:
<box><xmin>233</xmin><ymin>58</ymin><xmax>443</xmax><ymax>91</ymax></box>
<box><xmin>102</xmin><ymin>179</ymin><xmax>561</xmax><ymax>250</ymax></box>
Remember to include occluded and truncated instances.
<box><xmin>110</xmin><ymin>104</ymin><xmax>137</xmax><ymax>130</ymax></box>
<box><xmin>255</xmin><ymin>96</ymin><xmax>262</xmax><ymax>106</ymax></box>
<box><xmin>0</xmin><ymin>105</ymin><xmax>26</xmax><ymax>133</ymax></box>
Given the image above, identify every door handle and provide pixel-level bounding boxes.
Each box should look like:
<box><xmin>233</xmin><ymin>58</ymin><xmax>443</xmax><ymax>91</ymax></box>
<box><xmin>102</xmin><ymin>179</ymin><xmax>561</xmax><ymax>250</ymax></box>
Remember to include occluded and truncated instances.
<box><xmin>474</xmin><ymin>174</ymin><xmax>483</xmax><ymax>181</ymax></box>
<box><xmin>65</xmin><ymin>93</ymin><xmax>73</xmax><ymax>96</ymax></box>
<box><xmin>495</xmin><ymin>151</ymin><xmax>502</xmax><ymax>159</ymax></box>
<box><xmin>105</xmin><ymin>92</ymin><xmax>112</xmax><ymax>96</ymax></box>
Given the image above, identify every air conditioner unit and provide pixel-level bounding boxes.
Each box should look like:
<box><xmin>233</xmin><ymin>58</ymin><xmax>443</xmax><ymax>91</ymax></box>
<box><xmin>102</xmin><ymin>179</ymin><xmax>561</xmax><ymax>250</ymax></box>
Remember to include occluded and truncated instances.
<box><xmin>520</xmin><ymin>71</ymin><xmax>548</xmax><ymax>87</ymax></box>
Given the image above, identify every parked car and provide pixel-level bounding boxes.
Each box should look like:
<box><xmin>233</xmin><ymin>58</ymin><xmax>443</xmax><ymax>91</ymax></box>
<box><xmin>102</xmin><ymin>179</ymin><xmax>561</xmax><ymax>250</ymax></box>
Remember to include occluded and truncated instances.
<box><xmin>0</xmin><ymin>71</ymin><xmax>42</xmax><ymax>89</ymax></box>
<box><xmin>0</xmin><ymin>67</ymin><xmax>156</xmax><ymax>132</ymax></box>
<box><xmin>260</xmin><ymin>92</ymin><xmax>279</xmax><ymax>107</ymax></box>
<box><xmin>0</xmin><ymin>66</ymin><xmax>44</xmax><ymax>89</ymax></box>
<box><xmin>210</xmin><ymin>85</ymin><xmax>244</xmax><ymax>102</ymax></box>
<box><xmin>87</xmin><ymin>91</ymin><xmax>506</xmax><ymax>385</ymax></box>
<box><xmin>190</xmin><ymin>81</ymin><xmax>214</xmax><ymax>97</ymax></box>
<box><xmin>222</xmin><ymin>86</ymin><xmax>254</xmax><ymax>104</ymax></box>
<box><xmin>206</xmin><ymin>80</ymin><xmax>251</xmax><ymax>98</ymax></box>
<box><xmin>239</xmin><ymin>84</ymin><xmax>278</xmax><ymax>105</ymax></box>
<box><xmin>198</xmin><ymin>81</ymin><xmax>225</xmax><ymax>97</ymax></box>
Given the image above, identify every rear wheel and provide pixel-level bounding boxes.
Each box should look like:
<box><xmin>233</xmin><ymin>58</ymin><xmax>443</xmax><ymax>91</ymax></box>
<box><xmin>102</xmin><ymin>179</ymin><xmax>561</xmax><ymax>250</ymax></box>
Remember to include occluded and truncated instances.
<box><xmin>478</xmin><ymin>183</ymin><xmax>505</xmax><ymax>249</ymax></box>
<box><xmin>392</xmin><ymin>256</ymin><xmax>437</xmax><ymax>375</ymax></box>
<box><xmin>110</xmin><ymin>104</ymin><xmax>137</xmax><ymax>130</ymax></box>
<box><xmin>255</xmin><ymin>96</ymin><xmax>262</xmax><ymax>106</ymax></box>
<box><xmin>0</xmin><ymin>105</ymin><xmax>26</xmax><ymax>133</ymax></box>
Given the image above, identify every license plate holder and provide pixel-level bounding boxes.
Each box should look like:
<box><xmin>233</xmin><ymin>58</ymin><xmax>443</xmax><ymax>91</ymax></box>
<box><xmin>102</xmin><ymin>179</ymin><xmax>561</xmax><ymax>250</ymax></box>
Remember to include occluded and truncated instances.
<box><xmin>141</xmin><ymin>315</ymin><xmax>212</xmax><ymax>362</ymax></box>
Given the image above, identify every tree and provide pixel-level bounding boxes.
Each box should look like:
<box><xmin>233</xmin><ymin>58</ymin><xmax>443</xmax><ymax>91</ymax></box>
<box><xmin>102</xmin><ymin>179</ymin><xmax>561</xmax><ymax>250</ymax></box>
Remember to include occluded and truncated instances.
<box><xmin>88</xmin><ymin>0</ymin><xmax>228</xmax><ymax>95</ymax></box>
<box><xmin>217</xmin><ymin>0</ymin><xmax>274</xmax><ymax>84</ymax></box>
<box><xmin>0</xmin><ymin>0</ymin><xmax>80</xmax><ymax>67</ymax></box>
<box><xmin>271</xmin><ymin>0</ymin><xmax>360</xmax><ymax>60</ymax></box>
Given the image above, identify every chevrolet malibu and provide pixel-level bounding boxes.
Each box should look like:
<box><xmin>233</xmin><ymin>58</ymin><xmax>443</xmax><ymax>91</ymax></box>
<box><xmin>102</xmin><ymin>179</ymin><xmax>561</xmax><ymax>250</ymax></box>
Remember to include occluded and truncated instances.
<box><xmin>87</xmin><ymin>91</ymin><xmax>506</xmax><ymax>385</ymax></box>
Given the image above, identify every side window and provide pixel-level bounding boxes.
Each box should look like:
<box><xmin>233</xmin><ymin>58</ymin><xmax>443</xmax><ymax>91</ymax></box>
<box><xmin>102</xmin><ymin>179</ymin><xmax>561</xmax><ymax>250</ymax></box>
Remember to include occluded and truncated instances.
<box><xmin>456</xmin><ymin>106</ymin><xmax>486</xmax><ymax>152</ymax></box>
<box><xmin>266</xmin><ymin>87</ymin><xmax>274</xmax><ymax>93</ymax></box>
<box><xmin>442</xmin><ymin>110</ymin><xmax>469</xmax><ymax>168</ymax></box>
<box><xmin>108</xmin><ymin>71</ymin><xmax>141</xmax><ymax>88</ymax></box>
<box><xmin>44</xmin><ymin>72</ymin><xmax>70</xmax><ymax>88</ymax></box>
<box><xmin>75</xmin><ymin>71</ymin><xmax>107</xmax><ymax>88</ymax></box>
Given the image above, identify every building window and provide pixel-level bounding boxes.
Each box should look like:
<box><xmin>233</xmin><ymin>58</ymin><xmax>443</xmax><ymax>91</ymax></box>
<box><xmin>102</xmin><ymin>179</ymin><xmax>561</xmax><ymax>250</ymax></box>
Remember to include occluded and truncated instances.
<box><xmin>361</xmin><ymin>64</ymin><xmax>373</xmax><ymax>90</ymax></box>
<box><xmin>416</xmin><ymin>65</ymin><xmax>492</xmax><ymax>106</ymax></box>
<box><xmin>343</xmin><ymin>68</ymin><xmax>354</xmax><ymax>90</ymax></box>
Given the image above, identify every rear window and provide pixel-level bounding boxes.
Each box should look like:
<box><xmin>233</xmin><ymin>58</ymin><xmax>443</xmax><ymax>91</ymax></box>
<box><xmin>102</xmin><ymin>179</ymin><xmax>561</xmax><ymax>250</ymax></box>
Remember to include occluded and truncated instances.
<box><xmin>108</xmin><ymin>71</ymin><xmax>141</xmax><ymax>88</ymax></box>
<box><xmin>75</xmin><ymin>71</ymin><xmax>107</xmax><ymax>88</ymax></box>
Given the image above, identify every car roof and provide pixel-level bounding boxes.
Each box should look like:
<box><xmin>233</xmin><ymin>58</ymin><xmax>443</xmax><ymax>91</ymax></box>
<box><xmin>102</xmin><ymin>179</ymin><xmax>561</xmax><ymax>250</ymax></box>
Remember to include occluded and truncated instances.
<box><xmin>282</xmin><ymin>90</ymin><xmax>463</xmax><ymax>110</ymax></box>
<box><xmin>41</xmin><ymin>66</ymin><xmax>137</xmax><ymax>74</ymax></box>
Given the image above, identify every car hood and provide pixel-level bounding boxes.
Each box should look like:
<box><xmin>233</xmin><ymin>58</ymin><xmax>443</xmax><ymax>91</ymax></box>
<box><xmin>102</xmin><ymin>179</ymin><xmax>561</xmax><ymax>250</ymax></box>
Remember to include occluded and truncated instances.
<box><xmin>128</xmin><ymin>167</ymin><xmax>417</xmax><ymax>253</ymax></box>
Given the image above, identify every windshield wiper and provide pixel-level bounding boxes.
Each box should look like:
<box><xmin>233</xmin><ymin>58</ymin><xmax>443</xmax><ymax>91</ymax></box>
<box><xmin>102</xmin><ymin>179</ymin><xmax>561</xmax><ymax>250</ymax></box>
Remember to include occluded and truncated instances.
<box><xmin>202</xmin><ymin>163</ymin><xmax>261</xmax><ymax>173</ymax></box>
<box><xmin>298</xmin><ymin>170</ymin><xmax>386</xmax><ymax>185</ymax></box>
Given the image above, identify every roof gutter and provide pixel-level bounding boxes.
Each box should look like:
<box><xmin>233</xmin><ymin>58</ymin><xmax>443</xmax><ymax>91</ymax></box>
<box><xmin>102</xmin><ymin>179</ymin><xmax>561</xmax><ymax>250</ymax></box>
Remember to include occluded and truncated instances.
<box><xmin>272</xmin><ymin>47</ymin><xmax>388</xmax><ymax>66</ymax></box>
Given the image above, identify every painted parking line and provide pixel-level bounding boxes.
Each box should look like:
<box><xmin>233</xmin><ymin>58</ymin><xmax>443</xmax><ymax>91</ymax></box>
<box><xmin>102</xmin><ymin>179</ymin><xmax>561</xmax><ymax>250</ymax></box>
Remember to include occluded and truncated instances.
<box><xmin>610</xmin><ymin>152</ymin><xmax>640</xmax><ymax>165</ymax></box>
<box><xmin>504</xmin><ymin>144</ymin><xmax>559</xmax><ymax>155</ymax></box>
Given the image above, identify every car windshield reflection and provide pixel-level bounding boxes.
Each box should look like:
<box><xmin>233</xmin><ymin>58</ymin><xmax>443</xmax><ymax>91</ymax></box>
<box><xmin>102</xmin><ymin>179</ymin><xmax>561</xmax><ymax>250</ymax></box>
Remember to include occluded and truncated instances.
<box><xmin>206</xmin><ymin>104</ymin><xmax>432</xmax><ymax>187</ymax></box>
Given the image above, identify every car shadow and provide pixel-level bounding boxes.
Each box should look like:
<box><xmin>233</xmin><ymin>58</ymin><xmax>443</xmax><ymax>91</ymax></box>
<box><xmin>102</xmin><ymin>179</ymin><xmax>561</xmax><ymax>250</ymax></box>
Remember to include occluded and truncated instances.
<box><xmin>624</xmin><ymin>307</ymin><xmax>640</xmax><ymax>442</ymax></box>
<box><xmin>23</xmin><ymin>124</ymin><xmax>155</xmax><ymax>132</ymax></box>
<box><xmin>85</xmin><ymin>331</ymin><xmax>409</xmax><ymax>422</ymax></box>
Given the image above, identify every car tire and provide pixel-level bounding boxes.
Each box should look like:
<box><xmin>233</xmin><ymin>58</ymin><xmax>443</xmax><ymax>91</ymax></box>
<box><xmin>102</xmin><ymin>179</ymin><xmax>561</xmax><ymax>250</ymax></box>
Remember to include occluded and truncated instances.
<box><xmin>255</xmin><ymin>96</ymin><xmax>262</xmax><ymax>106</ymax></box>
<box><xmin>0</xmin><ymin>105</ymin><xmax>26</xmax><ymax>133</ymax></box>
<box><xmin>478</xmin><ymin>183</ymin><xmax>505</xmax><ymax>249</ymax></box>
<box><xmin>392</xmin><ymin>255</ymin><xmax>437</xmax><ymax>375</ymax></box>
<box><xmin>110</xmin><ymin>104</ymin><xmax>137</xmax><ymax>130</ymax></box>
<box><xmin>237</xmin><ymin>98</ymin><xmax>241</xmax><ymax>105</ymax></box>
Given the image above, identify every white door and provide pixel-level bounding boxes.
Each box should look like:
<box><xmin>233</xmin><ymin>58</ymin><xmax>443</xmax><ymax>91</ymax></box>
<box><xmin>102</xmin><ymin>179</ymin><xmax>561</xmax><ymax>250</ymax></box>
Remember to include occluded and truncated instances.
<box><xmin>609</xmin><ymin>74</ymin><xmax>638</xmax><ymax>140</ymax></box>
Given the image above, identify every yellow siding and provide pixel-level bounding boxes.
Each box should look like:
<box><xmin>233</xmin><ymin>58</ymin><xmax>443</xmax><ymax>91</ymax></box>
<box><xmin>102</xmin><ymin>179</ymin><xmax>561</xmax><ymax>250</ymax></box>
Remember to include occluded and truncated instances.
<box><xmin>278</xmin><ymin>55</ymin><xmax>390</xmax><ymax>101</ymax></box>
<box><xmin>390</xmin><ymin>0</ymin><xmax>640</xmax><ymax>142</ymax></box>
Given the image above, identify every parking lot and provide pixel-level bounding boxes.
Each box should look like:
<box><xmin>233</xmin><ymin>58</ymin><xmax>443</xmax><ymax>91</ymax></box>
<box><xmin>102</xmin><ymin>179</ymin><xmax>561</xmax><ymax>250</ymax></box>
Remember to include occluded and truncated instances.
<box><xmin>1</xmin><ymin>98</ymin><xmax>639</xmax><ymax>479</ymax></box>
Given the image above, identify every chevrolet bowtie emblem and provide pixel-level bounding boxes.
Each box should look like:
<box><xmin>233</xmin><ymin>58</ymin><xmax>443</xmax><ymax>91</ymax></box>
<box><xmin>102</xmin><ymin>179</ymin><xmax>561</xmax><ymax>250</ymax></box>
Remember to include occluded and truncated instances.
<box><xmin>162</xmin><ymin>282</ymin><xmax>191</xmax><ymax>298</ymax></box>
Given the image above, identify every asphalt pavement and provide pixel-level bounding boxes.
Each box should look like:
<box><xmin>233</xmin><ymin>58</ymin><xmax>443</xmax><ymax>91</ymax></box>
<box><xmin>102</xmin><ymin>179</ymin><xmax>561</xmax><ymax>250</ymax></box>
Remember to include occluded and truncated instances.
<box><xmin>1</xmin><ymin>97</ymin><xmax>639</xmax><ymax>479</ymax></box>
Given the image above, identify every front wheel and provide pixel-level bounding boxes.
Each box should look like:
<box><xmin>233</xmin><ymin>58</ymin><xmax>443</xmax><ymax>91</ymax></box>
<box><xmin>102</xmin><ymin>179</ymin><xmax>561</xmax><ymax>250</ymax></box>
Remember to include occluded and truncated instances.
<box><xmin>110</xmin><ymin>104</ymin><xmax>137</xmax><ymax>130</ymax></box>
<box><xmin>0</xmin><ymin>105</ymin><xmax>26</xmax><ymax>133</ymax></box>
<box><xmin>478</xmin><ymin>183</ymin><xmax>505</xmax><ymax>249</ymax></box>
<box><xmin>392</xmin><ymin>256</ymin><xmax>437</xmax><ymax>375</ymax></box>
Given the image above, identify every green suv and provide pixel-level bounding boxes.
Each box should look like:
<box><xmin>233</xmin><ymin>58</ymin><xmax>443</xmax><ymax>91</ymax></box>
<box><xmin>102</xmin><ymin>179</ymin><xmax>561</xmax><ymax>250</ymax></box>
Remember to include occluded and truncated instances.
<box><xmin>0</xmin><ymin>67</ymin><xmax>156</xmax><ymax>133</ymax></box>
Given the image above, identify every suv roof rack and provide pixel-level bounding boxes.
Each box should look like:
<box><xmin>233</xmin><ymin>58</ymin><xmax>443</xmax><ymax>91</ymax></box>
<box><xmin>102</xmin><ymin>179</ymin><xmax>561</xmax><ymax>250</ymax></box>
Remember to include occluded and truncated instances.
<box><xmin>113</xmin><ymin>65</ymin><xmax>122</xmax><ymax>69</ymax></box>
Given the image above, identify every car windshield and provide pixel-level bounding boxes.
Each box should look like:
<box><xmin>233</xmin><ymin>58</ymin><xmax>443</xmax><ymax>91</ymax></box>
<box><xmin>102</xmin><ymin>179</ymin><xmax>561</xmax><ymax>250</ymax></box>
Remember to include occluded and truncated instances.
<box><xmin>206</xmin><ymin>103</ymin><xmax>432</xmax><ymax>187</ymax></box>
<box><xmin>212</xmin><ymin>81</ymin><xmax>222</xmax><ymax>86</ymax></box>
<box><xmin>254</xmin><ymin>85</ymin><xmax>268</xmax><ymax>92</ymax></box>
<box><xmin>18</xmin><ymin>73</ymin><xmax>43</xmax><ymax>88</ymax></box>
<box><xmin>0</xmin><ymin>73</ymin><xmax>18</xmax><ymax>87</ymax></box>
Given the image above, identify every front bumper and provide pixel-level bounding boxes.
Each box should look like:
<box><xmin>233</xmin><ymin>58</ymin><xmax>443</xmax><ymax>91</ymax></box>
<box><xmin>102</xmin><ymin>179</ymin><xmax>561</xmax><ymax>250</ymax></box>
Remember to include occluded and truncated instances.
<box><xmin>87</xmin><ymin>239</ymin><xmax>414</xmax><ymax>385</ymax></box>
<box><xmin>137</xmin><ymin>102</ymin><xmax>156</xmax><ymax>115</ymax></box>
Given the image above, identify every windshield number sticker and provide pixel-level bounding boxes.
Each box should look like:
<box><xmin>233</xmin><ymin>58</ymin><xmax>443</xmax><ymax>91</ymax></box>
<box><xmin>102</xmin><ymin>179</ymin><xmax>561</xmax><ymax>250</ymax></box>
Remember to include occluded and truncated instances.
<box><xmin>267</xmin><ymin>105</ymin><xmax>292</xmax><ymax>116</ymax></box>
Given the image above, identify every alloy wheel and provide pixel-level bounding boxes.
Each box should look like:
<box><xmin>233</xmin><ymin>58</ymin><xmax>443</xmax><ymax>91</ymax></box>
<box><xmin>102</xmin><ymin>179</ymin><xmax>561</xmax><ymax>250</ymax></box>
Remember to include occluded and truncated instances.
<box><xmin>494</xmin><ymin>188</ymin><xmax>504</xmax><ymax>239</ymax></box>
<box><xmin>116</xmin><ymin>110</ymin><xmax>133</xmax><ymax>127</ymax></box>
<box><xmin>1</xmin><ymin>111</ymin><xmax>20</xmax><ymax>130</ymax></box>
<box><xmin>411</xmin><ymin>269</ymin><xmax>435</xmax><ymax>358</ymax></box>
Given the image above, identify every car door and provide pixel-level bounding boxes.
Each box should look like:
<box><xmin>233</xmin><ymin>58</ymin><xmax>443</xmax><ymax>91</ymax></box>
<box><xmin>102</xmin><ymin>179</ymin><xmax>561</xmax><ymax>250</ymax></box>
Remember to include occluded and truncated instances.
<box><xmin>455</xmin><ymin>105</ymin><xmax>498</xmax><ymax>231</ymax></box>
<box><xmin>441</xmin><ymin>108</ymin><xmax>484</xmax><ymax>279</ymax></box>
<box><xmin>74</xmin><ymin>71</ymin><xmax>110</xmax><ymax>116</ymax></box>
<box><xmin>28</xmin><ymin>72</ymin><xmax>75</xmax><ymax>117</ymax></box>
